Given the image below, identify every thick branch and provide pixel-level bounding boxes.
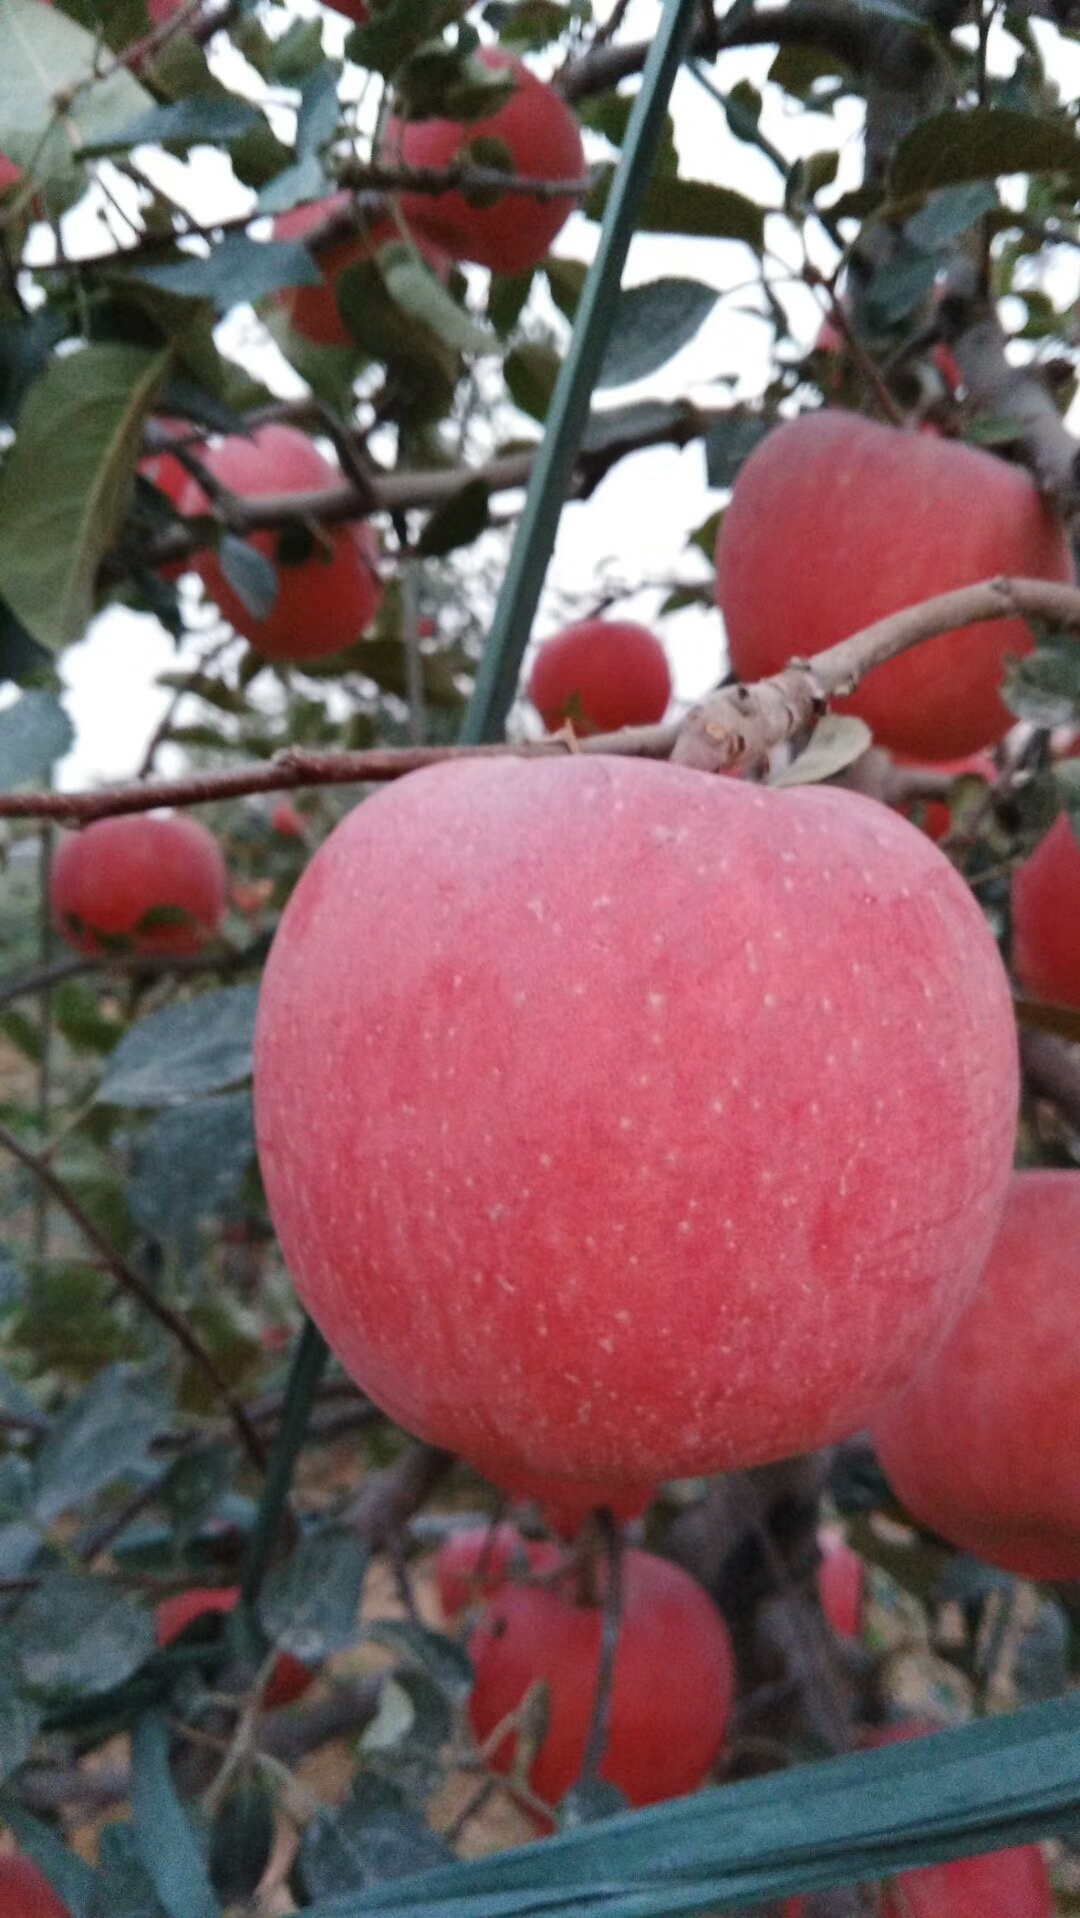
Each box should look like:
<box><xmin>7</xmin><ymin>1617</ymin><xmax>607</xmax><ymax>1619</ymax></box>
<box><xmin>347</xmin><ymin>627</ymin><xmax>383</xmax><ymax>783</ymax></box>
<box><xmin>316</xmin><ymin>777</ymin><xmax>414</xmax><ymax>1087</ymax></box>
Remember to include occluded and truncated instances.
<box><xmin>938</xmin><ymin>299</ymin><xmax>1080</xmax><ymax>519</ymax></box>
<box><xmin>560</xmin><ymin>0</ymin><xmax>874</xmax><ymax>101</ymax></box>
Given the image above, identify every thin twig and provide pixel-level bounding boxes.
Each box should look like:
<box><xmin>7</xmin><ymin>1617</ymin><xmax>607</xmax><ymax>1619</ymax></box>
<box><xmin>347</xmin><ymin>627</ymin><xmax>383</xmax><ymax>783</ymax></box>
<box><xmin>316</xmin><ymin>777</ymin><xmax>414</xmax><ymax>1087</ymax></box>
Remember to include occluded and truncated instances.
<box><xmin>578</xmin><ymin>1510</ymin><xmax>624</xmax><ymax>1787</ymax></box>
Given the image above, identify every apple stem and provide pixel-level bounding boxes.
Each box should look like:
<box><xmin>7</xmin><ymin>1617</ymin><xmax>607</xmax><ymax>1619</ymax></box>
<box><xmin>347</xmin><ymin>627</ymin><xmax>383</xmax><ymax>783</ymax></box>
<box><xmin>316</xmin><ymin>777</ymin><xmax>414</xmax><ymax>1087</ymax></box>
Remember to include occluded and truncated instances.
<box><xmin>578</xmin><ymin>1508</ymin><xmax>625</xmax><ymax>1789</ymax></box>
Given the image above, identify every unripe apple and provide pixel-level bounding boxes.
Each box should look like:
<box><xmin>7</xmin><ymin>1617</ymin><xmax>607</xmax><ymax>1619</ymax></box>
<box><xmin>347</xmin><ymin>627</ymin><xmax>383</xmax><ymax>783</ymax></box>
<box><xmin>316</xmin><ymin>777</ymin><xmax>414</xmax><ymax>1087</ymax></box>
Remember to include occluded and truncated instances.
<box><xmin>467</xmin><ymin>1546</ymin><xmax>735</xmax><ymax>1808</ymax></box>
<box><xmin>527</xmin><ymin>620</ymin><xmax>672</xmax><ymax>735</ymax></box>
<box><xmin>253</xmin><ymin>756</ymin><xmax>1017</xmax><ymax>1500</ymax></box>
<box><xmin>383</xmin><ymin>48</ymin><xmax>586</xmax><ymax>276</ymax></box>
<box><xmin>154</xmin><ymin>1585</ymin><xmax>314</xmax><ymax>1708</ymax></box>
<box><xmin>182</xmin><ymin>424</ymin><xmax>382</xmax><ymax>662</ymax></box>
<box><xmin>435</xmin><ymin>1522</ymin><xmax>562</xmax><ymax>1617</ymax></box>
<box><xmin>270</xmin><ymin>194</ymin><xmax>449</xmax><ymax>348</ymax></box>
<box><xmin>871</xmin><ymin>1170</ymin><xmax>1080</xmax><ymax>1579</ymax></box>
<box><xmin>0</xmin><ymin>1856</ymin><xmax>71</xmax><ymax>1918</ymax></box>
<box><xmin>51</xmin><ymin>814</ymin><xmax>227</xmax><ymax>958</ymax></box>
<box><xmin>715</xmin><ymin>411</ymin><xmax>1073</xmax><ymax>760</ymax></box>
<box><xmin>1011</xmin><ymin>813</ymin><xmax>1080</xmax><ymax>1007</ymax></box>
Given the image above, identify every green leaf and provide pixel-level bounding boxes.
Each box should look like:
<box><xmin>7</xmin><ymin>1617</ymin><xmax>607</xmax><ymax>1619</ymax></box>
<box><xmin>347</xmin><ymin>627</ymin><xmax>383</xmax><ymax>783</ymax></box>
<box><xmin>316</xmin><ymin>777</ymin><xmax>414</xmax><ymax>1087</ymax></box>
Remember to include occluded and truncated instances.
<box><xmin>1003</xmin><ymin>633</ymin><xmax>1080</xmax><ymax>727</ymax></box>
<box><xmin>208</xmin><ymin>1767</ymin><xmax>276</xmax><ymax>1904</ymax></box>
<box><xmin>96</xmin><ymin>987</ymin><xmax>260</xmax><ymax>1108</ymax></box>
<box><xmin>0</xmin><ymin>308</ymin><xmax>69</xmax><ymax>430</ymax></box>
<box><xmin>219</xmin><ymin>533</ymin><xmax>278</xmax><ymax>619</ymax></box>
<box><xmin>131</xmin><ymin>1713</ymin><xmax>222</xmax><ymax>1918</ymax></box>
<box><xmin>296</xmin><ymin>1774</ymin><xmax>452</xmax><ymax>1901</ymax></box>
<box><xmin>91</xmin><ymin>1823</ymin><xmax>169</xmax><ymax>1918</ymax></box>
<box><xmin>863</xmin><ymin>243</ymin><xmax>939</xmax><ymax>323</ymax></box>
<box><xmin>0</xmin><ymin>603</ymin><xmax>51</xmax><ymax>686</ymax></box>
<box><xmin>597</xmin><ymin>278</ymin><xmax>718</xmax><ymax>389</ymax></box>
<box><xmin>482</xmin><ymin>0</ymin><xmax>571</xmax><ymax>47</ymax></box>
<box><xmin>586</xmin><ymin>168</ymin><xmax>764</xmax><ymax>248</ymax></box>
<box><xmin>13</xmin><ymin>1573</ymin><xmax>155</xmax><ymax>1699</ymax></box>
<box><xmin>0</xmin><ymin>344</ymin><xmax>168</xmax><ymax>651</ymax></box>
<box><xmin>379</xmin><ymin>242</ymin><xmax>496</xmax><ymax>356</ymax></box>
<box><xmin>771</xmin><ymin>715</ymin><xmax>874</xmax><ymax>787</ymax></box>
<box><xmin>258</xmin><ymin>1524</ymin><xmax>369</xmax><ymax>1664</ymax></box>
<box><xmin>359</xmin><ymin>1668</ymin><xmax>453</xmax><ymax>1800</ymax></box>
<box><xmin>129</xmin><ymin>235</ymin><xmax>321</xmax><ymax>315</ymax></box>
<box><xmin>703</xmin><ymin>412</ymin><xmax>769</xmax><ymax>490</ymax></box>
<box><xmin>0</xmin><ymin>1245</ymin><xmax>25</xmax><ymax>1312</ymax></box>
<box><xmin>0</xmin><ymin>0</ymin><xmax>151</xmax><ymax>184</ymax></box>
<box><xmin>417</xmin><ymin>479</ymin><xmax>490</xmax><ymax>557</ymax></box>
<box><xmin>31</xmin><ymin>1363</ymin><xmax>169</xmax><ymax>1525</ymax></box>
<box><xmin>0</xmin><ymin>689</ymin><xmax>72</xmax><ymax>787</ymax></box>
<box><xmin>159</xmin><ymin>1443</ymin><xmax>235</xmax><ymax>1551</ymax></box>
<box><xmin>891</xmin><ymin>107</ymin><xmax>1080</xmax><ymax>198</ymax></box>
<box><xmin>128</xmin><ymin>1092</ymin><xmax>256</xmax><ymax>1244</ymax></box>
<box><xmin>83</xmin><ymin>94</ymin><xmax>262</xmax><ymax>155</ymax></box>
<box><xmin>0</xmin><ymin>1802</ymin><xmax>98</xmax><ymax>1918</ymax></box>
<box><xmin>345</xmin><ymin>0</ymin><xmax>467</xmax><ymax>79</ymax></box>
<box><xmin>0</xmin><ymin>1668</ymin><xmax>40</xmax><ymax>1784</ymax></box>
<box><xmin>544</xmin><ymin>256</ymin><xmax>587</xmax><ymax>322</ymax></box>
<box><xmin>505</xmin><ymin>341</ymin><xmax>561</xmax><ymax>421</ymax></box>
<box><xmin>366</xmin><ymin>1619</ymin><xmax>473</xmax><ymax>1703</ymax></box>
<box><xmin>904</xmin><ymin>180</ymin><xmax>998</xmax><ymax>250</ymax></box>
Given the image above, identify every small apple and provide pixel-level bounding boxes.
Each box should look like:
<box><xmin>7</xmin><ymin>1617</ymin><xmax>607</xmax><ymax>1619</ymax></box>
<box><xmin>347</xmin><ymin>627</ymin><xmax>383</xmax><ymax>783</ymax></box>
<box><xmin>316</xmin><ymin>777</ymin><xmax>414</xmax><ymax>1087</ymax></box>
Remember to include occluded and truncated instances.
<box><xmin>1011</xmin><ymin>812</ymin><xmax>1080</xmax><ymax>1008</ymax></box>
<box><xmin>182</xmin><ymin>424</ymin><xmax>382</xmax><ymax>662</ymax></box>
<box><xmin>466</xmin><ymin>1546</ymin><xmax>735</xmax><ymax>1808</ymax></box>
<box><xmin>383</xmin><ymin>48</ymin><xmax>586</xmax><ymax>275</ymax></box>
<box><xmin>154</xmin><ymin>1585</ymin><xmax>314</xmax><ymax>1708</ymax></box>
<box><xmin>435</xmin><ymin>1522</ymin><xmax>562</xmax><ymax>1617</ymax></box>
<box><xmin>715</xmin><ymin>411</ymin><xmax>1073</xmax><ymax>760</ymax></box>
<box><xmin>871</xmin><ymin>1171</ymin><xmax>1080</xmax><ymax>1579</ymax></box>
<box><xmin>50</xmin><ymin>813</ymin><xmax>227</xmax><ymax>958</ymax></box>
<box><xmin>253</xmin><ymin>756</ymin><xmax>1017</xmax><ymax>1500</ymax></box>
<box><xmin>527</xmin><ymin>619</ymin><xmax>672</xmax><ymax>735</ymax></box>
<box><xmin>271</xmin><ymin>800</ymin><xmax>306</xmax><ymax>839</ymax></box>
<box><xmin>0</xmin><ymin>1856</ymin><xmax>71</xmax><ymax>1918</ymax></box>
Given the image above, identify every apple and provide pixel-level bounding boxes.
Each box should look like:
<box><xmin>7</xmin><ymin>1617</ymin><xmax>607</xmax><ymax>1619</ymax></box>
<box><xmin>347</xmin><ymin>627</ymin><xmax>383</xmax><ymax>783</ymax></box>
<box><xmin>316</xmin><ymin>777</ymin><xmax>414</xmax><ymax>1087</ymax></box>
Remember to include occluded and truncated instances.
<box><xmin>1011</xmin><ymin>813</ymin><xmax>1080</xmax><ymax>1008</ymax></box>
<box><xmin>0</xmin><ymin>1856</ymin><xmax>71</xmax><ymax>1918</ymax></box>
<box><xmin>494</xmin><ymin>1465</ymin><xmax>654</xmax><ymax>1539</ymax></box>
<box><xmin>0</xmin><ymin>153</ymin><xmax>21</xmax><ymax>193</ymax></box>
<box><xmin>140</xmin><ymin>416</ymin><xmax>200</xmax><ymax>581</ymax></box>
<box><xmin>527</xmin><ymin>619</ymin><xmax>672</xmax><ymax>735</ymax></box>
<box><xmin>271</xmin><ymin>799</ymin><xmax>306</xmax><ymax>839</ymax></box>
<box><xmin>154</xmin><ymin>1585</ymin><xmax>314</xmax><ymax>1708</ymax></box>
<box><xmin>383</xmin><ymin>48</ymin><xmax>586</xmax><ymax>276</ymax></box>
<box><xmin>270</xmin><ymin>194</ymin><xmax>449</xmax><ymax>348</ymax></box>
<box><xmin>816</xmin><ymin>1528</ymin><xmax>864</xmax><ymax>1640</ymax></box>
<box><xmin>325</xmin><ymin>0</ymin><xmax>369</xmax><ymax>18</ymax></box>
<box><xmin>50</xmin><ymin>813</ymin><xmax>227</xmax><ymax>958</ymax></box>
<box><xmin>466</xmin><ymin>1546</ymin><xmax>735</xmax><ymax>1808</ymax></box>
<box><xmin>894</xmin><ymin>751</ymin><xmax>995</xmax><ymax>844</ymax></box>
<box><xmin>715</xmin><ymin>411</ymin><xmax>1073</xmax><ymax>761</ymax></box>
<box><xmin>871</xmin><ymin>1170</ymin><xmax>1080</xmax><ymax>1579</ymax></box>
<box><xmin>435</xmin><ymin>1522</ymin><xmax>563</xmax><ymax>1617</ymax></box>
<box><xmin>253</xmin><ymin>755</ymin><xmax>1017</xmax><ymax>1502</ymax></box>
<box><xmin>182</xmin><ymin>424</ymin><xmax>382</xmax><ymax>662</ymax></box>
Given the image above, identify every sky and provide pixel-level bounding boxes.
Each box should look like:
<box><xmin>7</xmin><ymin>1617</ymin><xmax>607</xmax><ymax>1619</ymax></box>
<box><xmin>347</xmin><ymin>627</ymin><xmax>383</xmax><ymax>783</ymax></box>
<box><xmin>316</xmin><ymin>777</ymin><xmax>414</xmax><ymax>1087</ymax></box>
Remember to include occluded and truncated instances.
<box><xmin>34</xmin><ymin>0</ymin><xmax>1080</xmax><ymax>787</ymax></box>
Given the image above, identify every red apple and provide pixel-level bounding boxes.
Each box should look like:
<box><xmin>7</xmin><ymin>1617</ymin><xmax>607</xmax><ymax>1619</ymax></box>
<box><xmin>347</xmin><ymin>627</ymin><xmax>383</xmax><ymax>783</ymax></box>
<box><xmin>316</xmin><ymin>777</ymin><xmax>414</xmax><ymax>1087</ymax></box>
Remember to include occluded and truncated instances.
<box><xmin>1011</xmin><ymin>813</ymin><xmax>1080</xmax><ymax>1007</ymax></box>
<box><xmin>435</xmin><ymin>1522</ymin><xmax>562</xmax><ymax>1617</ymax></box>
<box><xmin>182</xmin><ymin>424</ymin><xmax>382</xmax><ymax>662</ymax></box>
<box><xmin>467</xmin><ymin>1547</ymin><xmax>734</xmax><ymax>1808</ymax></box>
<box><xmin>894</xmin><ymin>752</ymin><xmax>995</xmax><ymax>844</ymax></box>
<box><xmin>0</xmin><ymin>1856</ymin><xmax>71</xmax><ymax>1918</ymax></box>
<box><xmin>0</xmin><ymin>153</ymin><xmax>22</xmax><ymax>194</ymax></box>
<box><xmin>50</xmin><ymin>813</ymin><xmax>227</xmax><ymax>958</ymax></box>
<box><xmin>271</xmin><ymin>800</ymin><xmax>306</xmax><ymax>839</ymax></box>
<box><xmin>527</xmin><ymin>620</ymin><xmax>672</xmax><ymax>735</ymax></box>
<box><xmin>495</xmin><ymin>1466</ymin><xmax>653</xmax><ymax>1539</ymax></box>
<box><xmin>383</xmin><ymin>48</ymin><xmax>585</xmax><ymax>275</ymax></box>
<box><xmin>154</xmin><ymin>1585</ymin><xmax>314</xmax><ymax>1709</ymax></box>
<box><xmin>140</xmin><ymin>416</ymin><xmax>199</xmax><ymax>581</ymax></box>
<box><xmin>325</xmin><ymin>0</ymin><xmax>369</xmax><ymax>18</ymax></box>
<box><xmin>253</xmin><ymin>756</ymin><xmax>1017</xmax><ymax>1500</ymax></box>
<box><xmin>270</xmin><ymin>194</ymin><xmax>448</xmax><ymax>349</ymax></box>
<box><xmin>816</xmin><ymin>1529</ymin><xmax>864</xmax><ymax>1640</ymax></box>
<box><xmin>715</xmin><ymin>411</ymin><xmax>1073</xmax><ymax>761</ymax></box>
<box><xmin>871</xmin><ymin>1170</ymin><xmax>1080</xmax><ymax>1579</ymax></box>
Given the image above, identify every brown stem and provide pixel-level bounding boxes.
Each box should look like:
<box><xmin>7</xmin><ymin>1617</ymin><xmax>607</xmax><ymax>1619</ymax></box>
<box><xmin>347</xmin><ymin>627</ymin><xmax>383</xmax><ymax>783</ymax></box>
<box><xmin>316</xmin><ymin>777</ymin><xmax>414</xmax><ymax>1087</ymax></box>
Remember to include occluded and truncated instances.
<box><xmin>0</xmin><ymin>935</ymin><xmax>271</xmax><ymax>1013</ymax></box>
<box><xmin>578</xmin><ymin>1511</ymin><xmax>624</xmax><ymax>1789</ymax></box>
<box><xmin>0</xmin><ymin>1122</ymin><xmax>266</xmax><ymax>1472</ymax></box>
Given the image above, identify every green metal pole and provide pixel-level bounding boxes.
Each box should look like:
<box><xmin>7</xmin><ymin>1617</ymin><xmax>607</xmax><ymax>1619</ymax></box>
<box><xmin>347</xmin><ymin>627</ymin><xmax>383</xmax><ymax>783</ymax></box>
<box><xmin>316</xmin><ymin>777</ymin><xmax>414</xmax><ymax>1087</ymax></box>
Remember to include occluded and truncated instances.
<box><xmin>460</xmin><ymin>0</ymin><xmax>703</xmax><ymax>746</ymax></box>
<box><xmin>240</xmin><ymin>1314</ymin><xmax>329</xmax><ymax>1607</ymax></box>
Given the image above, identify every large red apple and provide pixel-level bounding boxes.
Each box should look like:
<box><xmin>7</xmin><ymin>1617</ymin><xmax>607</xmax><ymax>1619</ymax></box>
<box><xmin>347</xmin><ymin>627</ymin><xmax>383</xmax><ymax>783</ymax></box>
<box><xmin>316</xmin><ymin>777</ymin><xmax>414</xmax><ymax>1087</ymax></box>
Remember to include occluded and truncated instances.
<box><xmin>0</xmin><ymin>1856</ymin><xmax>71</xmax><ymax>1918</ymax></box>
<box><xmin>270</xmin><ymin>194</ymin><xmax>448</xmax><ymax>349</ymax></box>
<box><xmin>466</xmin><ymin>1546</ymin><xmax>734</xmax><ymax>1809</ymax></box>
<box><xmin>435</xmin><ymin>1522</ymin><xmax>562</xmax><ymax>1617</ymax></box>
<box><xmin>871</xmin><ymin>1170</ymin><xmax>1080</xmax><ymax>1579</ymax></box>
<box><xmin>154</xmin><ymin>1585</ymin><xmax>314</xmax><ymax>1709</ymax></box>
<box><xmin>253</xmin><ymin>756</ymin><xmax>1017</xmax><ymax>1500</ymax></box>
<box><xmin>1011</xmin><ymin>813</ymin><xmax>1080</xmax><ymax>1007</ymax></box>
<box><xmin>51</xmin><ymin>814</ymin><xmax>226</xmax><ymax>958</ymax></box>
<box><xmin>382</xmin><ymin>48</ymin><xmax>585</xmax><ymax>275</ymax></box>
<box><xmin>715</xmin><ymin>411</ymin><xmax>1072</xmax><ymax>761</ymax></box>
<box><xmin>527</xmin><ymin>620</ymin><xmax>672</xmax><ymax>735</ymax></box>
<box><xmin>183</xmin><ymin>424</ymin><xmax>382</xmax><ymax>662</ymax></box>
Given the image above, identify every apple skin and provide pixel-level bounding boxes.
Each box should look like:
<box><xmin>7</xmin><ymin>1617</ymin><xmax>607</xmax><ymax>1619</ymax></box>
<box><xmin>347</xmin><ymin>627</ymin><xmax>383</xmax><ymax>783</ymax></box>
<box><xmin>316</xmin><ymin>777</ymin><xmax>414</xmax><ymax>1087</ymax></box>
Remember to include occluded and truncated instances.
<box><xmin>50</xmin><ymin>814</ymin><xmax>227</xmax><ymax>958</ymax></box>
<box><xmin>271</xmin><ymin>194</ymin><xmax>448</xmax><ymax>348</ymax></box>
<box><xmin>435</xmin><ymin>1522</ymin><xmax>563</xmax><ymax>1617</ymax></box>
<box><xmin>154</xmin><ymin>1585</ymin><xmax>314</xmax><ymax>1709</ymax></box>
<box><xmin>182</xmin><ymin>424</ymin><xmax>382</xmax><ymax>662</ymax></box>
<box><xmin>466</xmin><ymin>1547</ymin><xmax>734</xmax><ymax>1809</ymax></box>
<box><xmin>816</xmin><ymin>1529</ymin><xmax>864</xmax><ymax>1640</ymax></box>
<box><xmin>253</xmin><ymin>755</ymin><xmax>1017</xmax><ymax>1499</ymax></box>
<box><xmin>871</xmin><ymin>1170</ymin><xmax>1080</xmax><ymax>1580</ymax></box>
<box><xmin>1011</xmin><ymin>813</ymin><xmax>1080</xmax><ymax>1008</ymax></box>
<box><xmin>0</xmin><ymin>1856</ymin><xmax>72</xmax><ymax>1918</ymax></box>
<box><xmin>715</xmin><ymin>411</ymin><xmax>1073</xmax><ymax>761</ymax></box>
<box><xmin>383</xmin><ymin>48</ymin><xmax>586</xmax><ymax>275</ymax></box>
<box><xmin>528</xmin><ymin>620</ymin><xmax>672</xmax><ymax>735</ymax></box>
<box><xmin>494</xmin><ymin>1465</ymin><xmax>654</xmax><ymax>1539</ymax></box>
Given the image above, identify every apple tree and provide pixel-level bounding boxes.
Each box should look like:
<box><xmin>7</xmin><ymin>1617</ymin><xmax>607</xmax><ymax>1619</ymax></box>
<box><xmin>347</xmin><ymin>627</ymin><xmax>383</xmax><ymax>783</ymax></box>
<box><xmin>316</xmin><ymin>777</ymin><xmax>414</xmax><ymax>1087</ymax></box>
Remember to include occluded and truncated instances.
<box><xmin>0</xmin><ymin>0</ymin><xmax>1079</xmax><ymax>1911</ymax></box>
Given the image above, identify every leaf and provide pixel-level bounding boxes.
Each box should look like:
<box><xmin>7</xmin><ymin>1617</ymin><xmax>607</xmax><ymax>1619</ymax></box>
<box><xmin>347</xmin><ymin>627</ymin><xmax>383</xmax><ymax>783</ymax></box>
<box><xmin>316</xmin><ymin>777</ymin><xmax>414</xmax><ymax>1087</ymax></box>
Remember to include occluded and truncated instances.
<box><xmin>863</xmin><ymin>243</ymin><xmax>938</xmax><ymax>323</ymax></box>
<box><xmin>359</xmin><ymin>1668</ymin><xmax>453</xmax><ymax>1801</ymax></box>
<box><xmin>1003</xmin><ymin>634</ymin><xmax>1080</xmax><ymax>728</ymax></box>
<box><xmin>504</xmin><ymin>341</ymin><xmax>560</xmax><ymax>421</ymax></box>
<box><xmin>129</xmin><ymin>234</ymin><xmax>320</xmax><ymax>315</ymax></box>
<box><xmin>0</xmin><ymin>0</ymin><xmax>151</xmax><ymax>184</ymax></box>
<box><xmin>128</xmin><ymin>1092</ymin><xmax>256</xmax><ymax>1244</ymax></box>
<box><xmin>131</xmin><ymin>1714</ymin><xmax>222</xmax><ymax>1918</ymax></box>
<box><xmin>379</xmin><ymin>243</ymin><xmax>495</xmax><ymax>356</ymax></box>
<box><xmin>366</xmin><ymin>1619</ymin><xmax>473</xmax><ymax>1703</ymax></box>
<box><xmin>208</xmin><ymin>1767</ymin><xmax>276</xmax><ymax>1903</ymax></box>
<box><xmin>587</xmin><ymin>168</ymin><xmax>764</xmax><ymax>249</ymax></box>
<box><xmin>96</xmin><ymin>987</ymin><xmax>260</xmax><ymax>1108</ymax></box>
<box><xmin>0</xmin><ymin>1802</ymin><xmax>98</xmax><ymax>1918</ymax></box>
<box><xmin>218</xmin><ymin>534</ymin><xmax>278</xmax><ymax>619</ymax></box>
<box><xmin>904</xmin><ymin>180</ymin><xmax>998</xmax><ymax>250</ymax></box>
<box><xmin>703</xmin><ymin>412</ymin><xmax>769</xmax><ymax>490</ymax></box>
<box><xmin>91</xmin><ymin>1824</ymin><xmax>169</xmax><ymax>1918</ymax></box>
<box><xmin>345</xmin><ymin>0</ymin><xmax>467</xmax><ymax>78</ymax></box>
<box><xmin>0</xmin><ymin>344</ymin><xmax>168</xmax><ymax>651</ymax></box>
<box><xmin>890</xmin><ymin>107</ymin><xmax>1080</xmax><ymax>198</ymax></box>
<box><xmin>296</xmin><ymin>1774</ymin><xmax>452</xmax><ymax>1901</ymax></box>
<box><xmin>14</xmin><ymin>1573</ymin><xmax>155</xmax><ymax>1700</ymax></box>
<box><xmin>297</xmin><ymin>61</ymin><xmax>343</xmax><ymax>160</ymax></box>
<box><xmin>159</xmin><ymin>1443</ymin><xmax>235</xmax><ymax>1551</ymax></box>
<box><xmin>0</xmin><ymin>1245</ymin><xmax>25</xmax><ymax>1311</ymax></box>
<box><xmin>0</xmin><ymin>689</ymin><xmax>73</xmax><ymax>788</ymax></box>
<box><xmin>544</xmin><ymin>256</ymin><xmax>587</xmax><ymax>322</ymax></box>
<box><xmin>83</xmin><ymin>95</ymin><xmax>262</xmax><ymax>155</ymax></box>
<box><xmin>258</xmin><ymin>1525</ymin><xmax>369</xmax><ymax>1663</ymax></box>
<box><xmin>0</xmin><ymin>601</ymin><xmax>51</xmax><ymax>686</ymax></box>
<box><xmin>417</xmin><ymin>479</ymin><xmax>490</xmax><ymax>558</ymax></box>
<box><xmin>596</xmin><ymin>279</ymin><xmax>718</xmax><ymax>390</ymax></box>
<box><xmin>772</xmin><ymin>716</ymin><xmax>874</xmax><ymax>787</ymax></box>
<box><xmin>0</xmin><ymin>1666</ymin><xmax>40</xmax><ymax>1784</ymax></box>
<box><xmin>31</xmin><ymin>1363</ymin><xmax>169</xmax><ymax>1525</ymax></box>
